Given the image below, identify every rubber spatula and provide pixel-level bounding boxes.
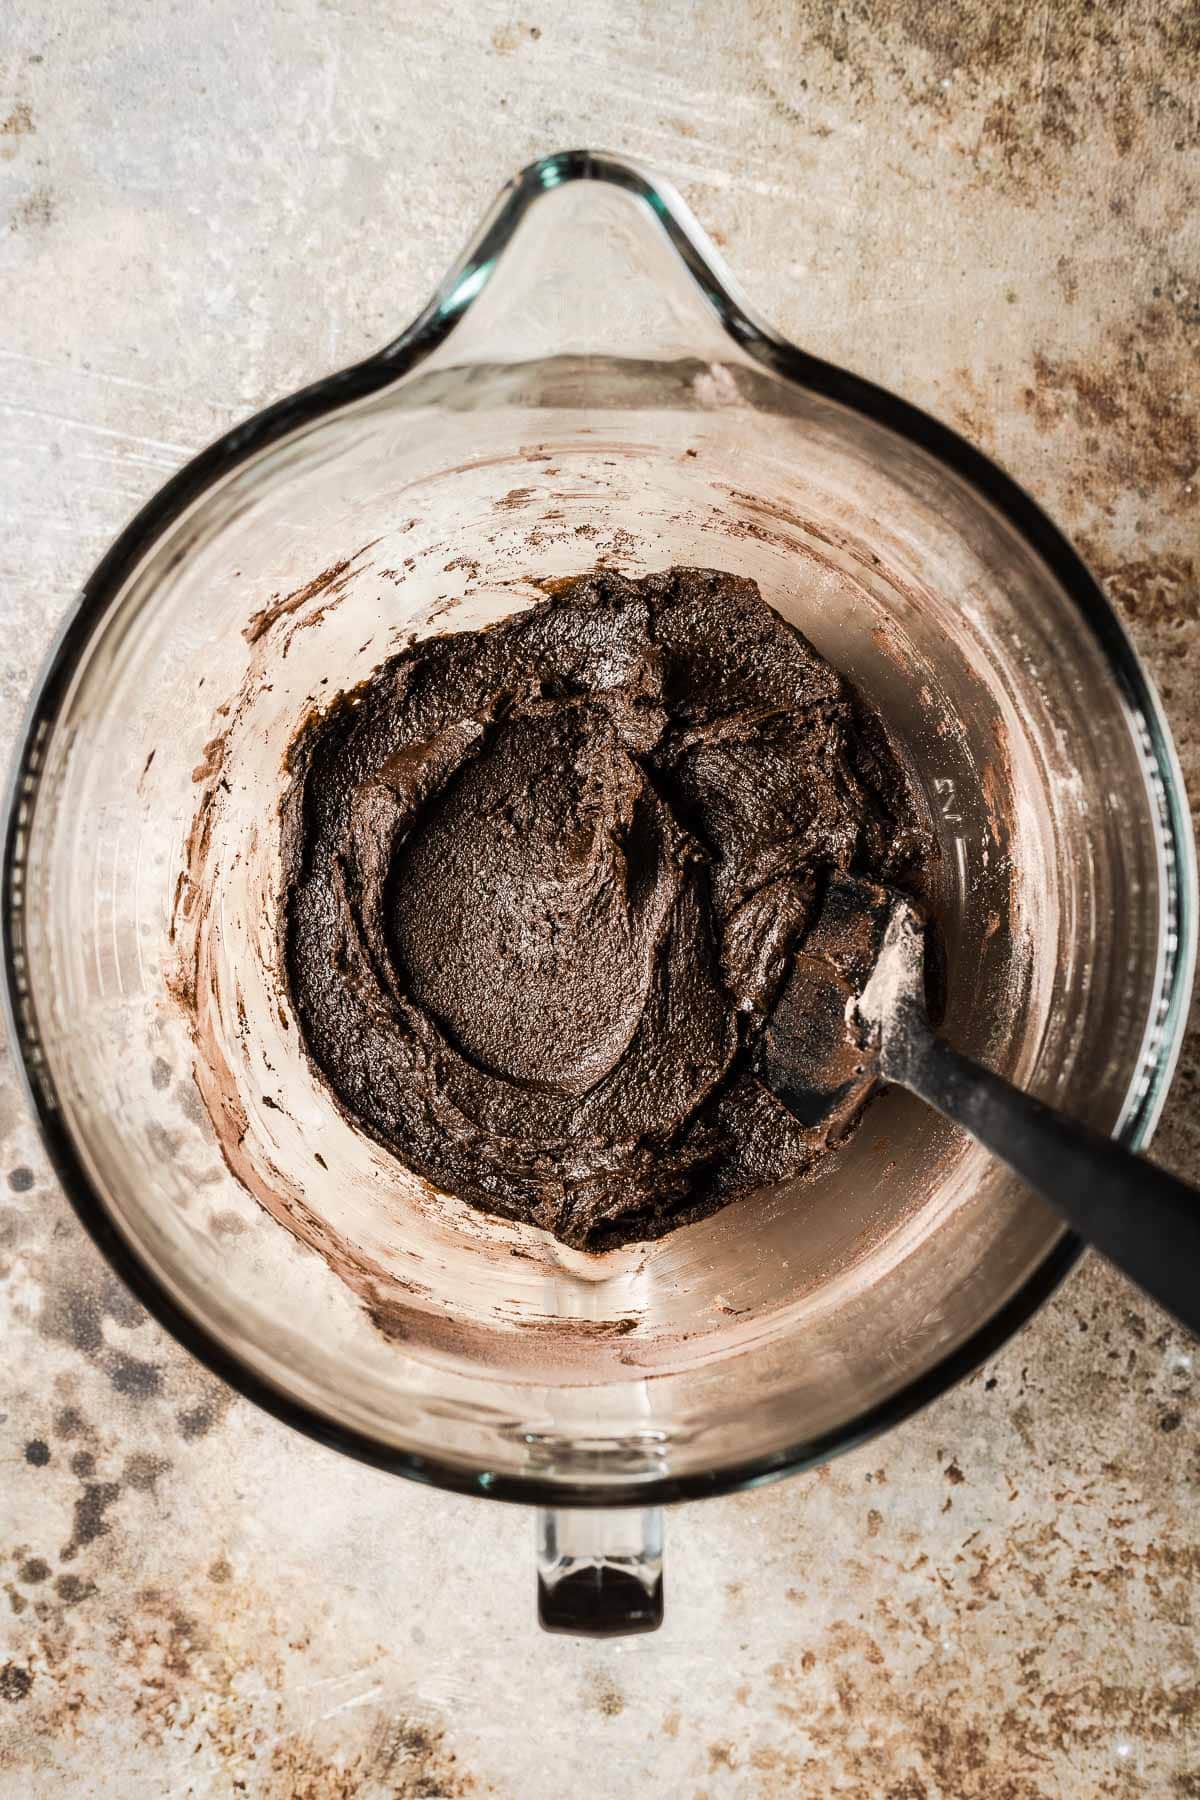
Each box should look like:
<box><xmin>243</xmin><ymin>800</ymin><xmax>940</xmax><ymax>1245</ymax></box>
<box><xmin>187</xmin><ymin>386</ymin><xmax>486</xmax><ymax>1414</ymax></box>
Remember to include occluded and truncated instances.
<box><xmin>762</xmin><ymin>876</ymin><xmax>1200</xmax><ymax>1336</ymax></box>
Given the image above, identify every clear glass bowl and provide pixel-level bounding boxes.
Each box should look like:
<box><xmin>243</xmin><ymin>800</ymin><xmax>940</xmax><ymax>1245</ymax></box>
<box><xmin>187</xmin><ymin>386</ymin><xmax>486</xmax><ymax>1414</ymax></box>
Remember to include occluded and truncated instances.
<box><xmin>3</xmin><ymin>151</ymin><xmax>1194</xmax><ymax>1631</ymax></box>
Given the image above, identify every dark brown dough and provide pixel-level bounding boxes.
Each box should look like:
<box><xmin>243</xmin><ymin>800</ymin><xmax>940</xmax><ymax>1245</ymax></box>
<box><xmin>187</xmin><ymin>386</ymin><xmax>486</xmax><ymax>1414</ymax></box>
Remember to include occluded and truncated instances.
<box><xmin>282</xmin><ymin>567</ymin><xmax>932</xmax><ymax>1249</ymax></box>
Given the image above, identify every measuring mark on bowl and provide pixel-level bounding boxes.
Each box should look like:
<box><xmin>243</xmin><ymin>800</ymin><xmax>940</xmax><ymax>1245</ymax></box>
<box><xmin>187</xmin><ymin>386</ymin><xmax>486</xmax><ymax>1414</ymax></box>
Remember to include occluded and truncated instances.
<box><xmin>934</xmin><ymin>776</ymin><xmax>963</xmax><ymax>826</ymax></box>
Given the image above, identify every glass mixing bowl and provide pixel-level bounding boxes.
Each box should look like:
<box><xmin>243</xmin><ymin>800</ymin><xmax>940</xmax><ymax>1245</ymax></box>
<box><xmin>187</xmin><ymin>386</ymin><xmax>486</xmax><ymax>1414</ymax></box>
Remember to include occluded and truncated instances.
<box><xmin>4</xmin><ymin>151</ymin><xmax>1194</xmax><ymax>1634</ymax></box>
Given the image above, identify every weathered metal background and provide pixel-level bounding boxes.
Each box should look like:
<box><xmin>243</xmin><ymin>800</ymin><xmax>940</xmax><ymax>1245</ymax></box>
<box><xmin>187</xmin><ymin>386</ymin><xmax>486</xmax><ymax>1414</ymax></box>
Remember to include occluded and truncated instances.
<box><xmin>1</xmin><ymin>1</ymin><xmax>1197</xmax><ymax>1792</ymax></box>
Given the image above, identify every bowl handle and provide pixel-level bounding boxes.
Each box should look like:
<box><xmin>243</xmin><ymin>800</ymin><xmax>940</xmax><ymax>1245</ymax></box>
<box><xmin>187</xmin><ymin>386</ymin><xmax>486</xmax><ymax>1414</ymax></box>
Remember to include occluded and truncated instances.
<box><xmin>536</xmin><ymin>1505</ymin><xmax>664</xmax><ymax>1636</ymax></box>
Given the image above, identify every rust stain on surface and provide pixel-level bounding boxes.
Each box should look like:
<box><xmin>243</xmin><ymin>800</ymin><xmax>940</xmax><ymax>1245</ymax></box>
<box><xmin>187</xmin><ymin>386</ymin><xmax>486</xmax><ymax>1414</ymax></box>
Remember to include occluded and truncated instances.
<box><xmin>9</xmin><ymin>186</ymin><xmax>55</xmax><ymax>231</ymax></box>
<box><xmin>1</xmin><ymin>102</ymin><xmax>34</xmax><ymax>138</ymax></box>
<box><xmin>1094</xmin><ymin>554</ymin><xmax>1199</xmax><ymax>627</ymax></box>
<box><xmin>1020</xmin><ymin>320</ymin><xmax>1198</xmax><ymax>520</ymax></box>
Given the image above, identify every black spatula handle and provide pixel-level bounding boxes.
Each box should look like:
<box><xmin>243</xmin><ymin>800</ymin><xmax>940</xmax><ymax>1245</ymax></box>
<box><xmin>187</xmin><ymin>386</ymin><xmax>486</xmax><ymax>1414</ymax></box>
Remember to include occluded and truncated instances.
<box><xmin>895</xmin><ymin>1026</ymin><xmax>1200</xmax><ymax>1338</ymax></box>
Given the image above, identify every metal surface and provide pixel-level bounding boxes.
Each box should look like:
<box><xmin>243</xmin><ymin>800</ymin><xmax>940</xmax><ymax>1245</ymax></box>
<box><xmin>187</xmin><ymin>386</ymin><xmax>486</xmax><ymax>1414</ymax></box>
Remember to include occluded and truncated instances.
<box><xmin>1</xmin><ymin>1</ymin><xmax>1198</xmax><ymax>1794</ymax></box>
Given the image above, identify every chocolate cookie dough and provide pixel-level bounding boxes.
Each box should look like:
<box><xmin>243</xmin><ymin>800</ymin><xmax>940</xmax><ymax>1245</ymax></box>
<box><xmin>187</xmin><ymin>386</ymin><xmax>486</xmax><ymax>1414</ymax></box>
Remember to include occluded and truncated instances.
<box><xmin>282</xmin><ymin>567</ymin><xmax>931</xmax><ymax>1250</ymax></box>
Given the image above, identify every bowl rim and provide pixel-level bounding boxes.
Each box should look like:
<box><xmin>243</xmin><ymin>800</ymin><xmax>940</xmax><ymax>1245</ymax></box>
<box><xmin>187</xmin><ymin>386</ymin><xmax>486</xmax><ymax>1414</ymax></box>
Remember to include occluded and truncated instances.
<box><xmin>3</xmin><ymin>149</ymin><xmax>1195</xmax><ymax>1508</ymax></box>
